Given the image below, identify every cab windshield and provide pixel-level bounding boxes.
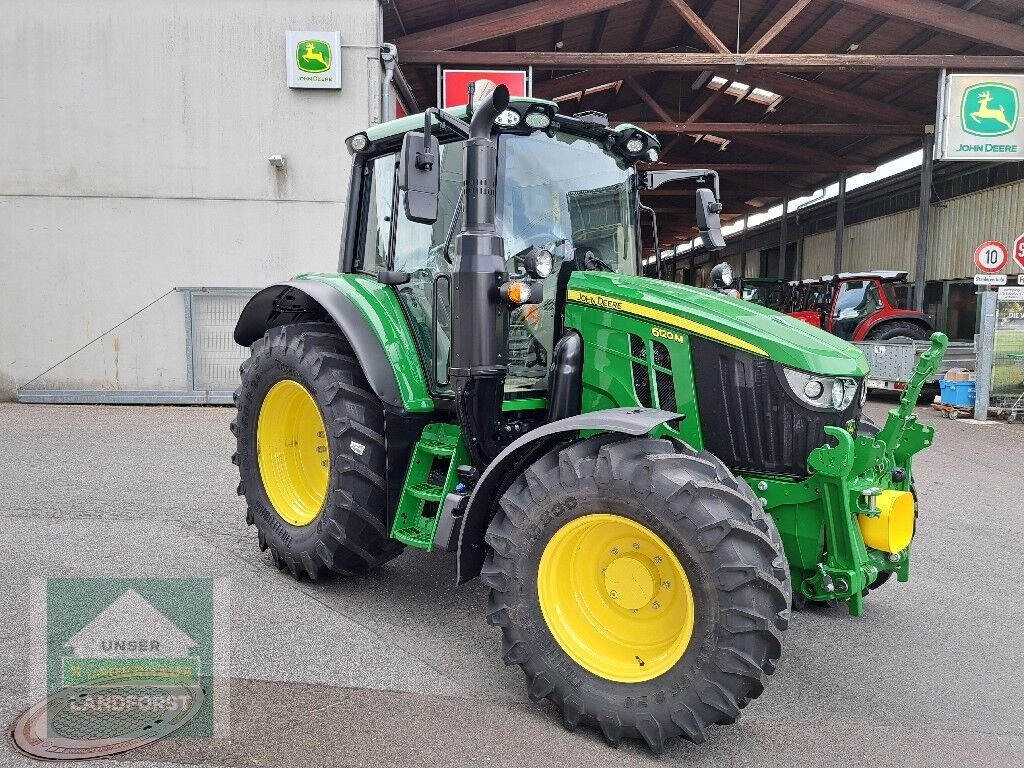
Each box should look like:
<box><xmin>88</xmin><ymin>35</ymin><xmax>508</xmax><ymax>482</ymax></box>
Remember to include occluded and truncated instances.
<box><xmin>497</xmin><ymin>131</ymin><xmax>639</xmax><ymax>276</ymax></box>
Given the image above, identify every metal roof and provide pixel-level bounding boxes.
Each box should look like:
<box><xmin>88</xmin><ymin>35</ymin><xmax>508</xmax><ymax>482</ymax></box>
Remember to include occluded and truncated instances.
<box><xmin>382</xmin><ymin>0</ymin><xmax>1024</xmax><ymax>245</ymax></box>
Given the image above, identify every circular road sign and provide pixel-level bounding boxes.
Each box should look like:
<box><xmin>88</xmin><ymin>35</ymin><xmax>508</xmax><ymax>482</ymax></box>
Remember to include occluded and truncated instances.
<box><xmin>1013</xmin><ymin>233</ymin><xmax>1024</xmax><ymax>271</ymax></box>
<box><xmin>974</xmin><ymin>240</ymin><xmax>1008</xmax><ymax>274</ymax></box>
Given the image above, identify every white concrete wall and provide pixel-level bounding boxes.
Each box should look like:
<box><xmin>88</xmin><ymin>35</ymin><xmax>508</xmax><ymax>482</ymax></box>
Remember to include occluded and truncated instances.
<box><xmin>0</xmin><ymin>0</ymin><xmax>382</xmax><ymax>398</ymax></box>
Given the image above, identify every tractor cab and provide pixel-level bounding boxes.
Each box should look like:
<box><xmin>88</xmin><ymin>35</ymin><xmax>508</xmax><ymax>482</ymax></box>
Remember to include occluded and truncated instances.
<box><xmin>789</xmin><ymin>271</ymin><xmax>933</xmax><ymax>341</ymax></box>
<box><xmin>339</xmin><ymin>94</ymin><xmax>725</xmax><ymax>422</ymax></box>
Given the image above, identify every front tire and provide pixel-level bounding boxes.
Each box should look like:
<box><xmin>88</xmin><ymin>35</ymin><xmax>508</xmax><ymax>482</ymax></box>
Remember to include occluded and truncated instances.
<box><xmin>232</xmin><ymin>323</ymin><xmax>403</xmax><ymax>580</ymax></box>
<box><xmin>481</xmin><ymin>437</ymin><xmax>790</xmax><ymax>752</ymax></box>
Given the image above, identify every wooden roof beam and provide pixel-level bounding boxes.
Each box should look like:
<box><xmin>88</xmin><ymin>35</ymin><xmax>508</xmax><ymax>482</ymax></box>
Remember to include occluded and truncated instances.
<box><xmin>666</xmin><ymin>0</ymin><xmax>731</xmax><ymax>53</ymax></box>
<box><xmin>747</xmin><ymin>0</ymin><xmax>815</xmax><ymax>54</ymax></box>
<box><xmin>831</xmin><ymin>0</ymin><xmax>1024</xmax><ymax>54</ymax></box>
<box><xmin>636</xmin><ymin>122</ymin><xmax>926</xmax><ymax>135</ymax></box>
<box><xmin>640</xmin><ymin>162</ymin><xmax>875</xmax><ymax>172</ymax></box>
<box><xmin>626</xmin><ymin>77</ymin><xmax>675</xmax><ymax>122</ymax></box>
<box><xmin>398</xmin><ymin>51</ymin><xmax>1024</xmax><ymax>71</ymax></box>
<box><xmin>712</xmin><ymin>69</ymin><xmax>925</xmax><ymax>124</ymax></box>
<box><xmin>393</xmin><ymin>0</ymin><xmax>635</xmax><ymax>51</ymax></box>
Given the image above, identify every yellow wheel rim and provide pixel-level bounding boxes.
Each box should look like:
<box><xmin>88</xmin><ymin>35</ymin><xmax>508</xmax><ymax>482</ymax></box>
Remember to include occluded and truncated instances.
<box><xmin>256</xmin><ymin>380</ymin><xmax>330</xmax><ymax>527</ymax></box>
<box><xmin>538</xmin><ymin>514</ymin><xmax>695</xmax><ymax>683</ymax></box>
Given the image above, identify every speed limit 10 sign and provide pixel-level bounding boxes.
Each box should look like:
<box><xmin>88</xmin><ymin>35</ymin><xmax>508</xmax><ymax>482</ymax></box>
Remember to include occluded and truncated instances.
<box><xmin>974</xmin><ymin>240</ymin><xmax>1008</xmax><ymax>274</ymax></box>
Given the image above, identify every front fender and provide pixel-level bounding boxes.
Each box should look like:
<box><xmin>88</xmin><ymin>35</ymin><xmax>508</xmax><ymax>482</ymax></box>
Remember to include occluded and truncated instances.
<box><xmin>456</xmin><ymin>407</ymin><xmax>683</xmax><ymax>584</ymax></box>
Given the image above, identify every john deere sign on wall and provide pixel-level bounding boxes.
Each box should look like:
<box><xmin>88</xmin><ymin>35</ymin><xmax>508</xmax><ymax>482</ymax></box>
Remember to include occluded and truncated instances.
<box><xmin>937</xmin><ymin>73</ymin><xmax>1024</xmax><ymax>160</ymax></box>
<box><xmin>286</xmin><ymin>31</ymin><xmax>341</xmax><ymax>89</ymax></box>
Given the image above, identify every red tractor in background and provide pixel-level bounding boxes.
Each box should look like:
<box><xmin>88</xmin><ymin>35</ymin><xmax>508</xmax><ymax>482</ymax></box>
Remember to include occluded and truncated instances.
<box><xmin>785</xmin><ymin>271</ymin><xmax>933</xmax><ymax>342</ymax></box>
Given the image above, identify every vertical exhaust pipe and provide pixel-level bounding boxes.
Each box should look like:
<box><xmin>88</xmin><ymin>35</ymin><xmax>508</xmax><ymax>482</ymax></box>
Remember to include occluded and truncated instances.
<box><xmin>451</xmin><ymin>85</ymin><xmax>510</xmax><ymax>465</ymax></box>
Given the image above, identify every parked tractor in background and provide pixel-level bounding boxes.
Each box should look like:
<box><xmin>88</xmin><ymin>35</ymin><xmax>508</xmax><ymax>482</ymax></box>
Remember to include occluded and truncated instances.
<box><xmin>231</xmin><ymin>85</ymin><xmax>947</xmax><ymax>752</ymax></box>
<box><xmin>788</xmin><ymin>271</ymin><xmax>934</xmax><ymax>342</ymax></box>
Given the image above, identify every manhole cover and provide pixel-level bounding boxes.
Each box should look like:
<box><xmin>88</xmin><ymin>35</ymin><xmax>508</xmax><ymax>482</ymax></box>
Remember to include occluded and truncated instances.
<box><xmin>11</xmin><ymin>684</ymin><xmax>204</xmax><ymax>760</ymax></box>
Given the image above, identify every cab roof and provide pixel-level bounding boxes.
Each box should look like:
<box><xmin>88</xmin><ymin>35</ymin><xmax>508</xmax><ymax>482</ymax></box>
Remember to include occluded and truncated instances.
<box><xmin>356</xmin><ymin>97</ymin><xmax>660</xmax><ymax>149</ymax></box>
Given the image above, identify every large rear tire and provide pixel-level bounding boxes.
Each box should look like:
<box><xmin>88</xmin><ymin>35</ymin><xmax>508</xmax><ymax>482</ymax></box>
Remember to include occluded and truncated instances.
<box><xmin>481</xmin><ymin>436</ymin><xmax>790</xmax><ymax>752</ymax></box>
<box><xmin>232</xmin><ymin>323</ymin><xmax>403</xmax><ymax>580</ymax></box>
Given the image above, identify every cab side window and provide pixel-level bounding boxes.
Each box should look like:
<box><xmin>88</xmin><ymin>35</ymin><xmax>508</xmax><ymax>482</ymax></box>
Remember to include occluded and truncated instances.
<box><xmin>359</xmin><ymin>154</ymin><xmax>397</xmax><ymax>274</ymax></box>
<box><xmin>356</xmin><ymin>142</ymin><xmax>466</xmax><ymax>391</ymax></box>
<box><xmin>833</xmin><ymin>280</ymin><xmax>881</xmax><ymax>339</ymax></box>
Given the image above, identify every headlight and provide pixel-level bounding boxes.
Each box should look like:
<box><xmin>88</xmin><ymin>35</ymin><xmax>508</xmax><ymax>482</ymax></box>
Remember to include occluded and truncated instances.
<box><xmin>646</xmin><ymin>148</ymin><xmax>659</xmax><ymax>162</ymax></box>
<box><xmin>524</xmin><ymin>248</ymin><xmax>553</xmax><ymax>279</ymax></box>
<box><xmin>625</xmin><ymin>136</ymin><xmax>645</xmax><ymax>153</ymax></box>
<box><xmin>720</xmin><ymin>264</ymin><xmax>733</xmax><ymax>286</ymax></box>
<box><xmin>495</xmin><ymin>109</ymin><xmax>522</xmax><ymax>127</ymax></box>
<box><xmin>348</xmin><ymin>134</ymin><xmax>369</xmax><ymax>152</ymax></box>
<box><xmin>783</xmin><ymin>368</ymin><xmax>861</xmax><ymax>411</ymax></box>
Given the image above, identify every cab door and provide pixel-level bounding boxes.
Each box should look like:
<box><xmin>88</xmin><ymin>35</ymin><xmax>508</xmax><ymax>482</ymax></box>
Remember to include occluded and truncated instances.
<box><xmin>357</xmin><ymin>142</ymin><xmax>466</xmax><ymax>393</ymax></box>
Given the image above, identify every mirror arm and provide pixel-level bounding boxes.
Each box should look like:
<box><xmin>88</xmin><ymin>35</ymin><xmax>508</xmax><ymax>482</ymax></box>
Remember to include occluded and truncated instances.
<box><xmin>415</xmin><ymin>108</ymin><xmax>472</xmax><ymax>171</ymax></box>
<box><xmin>638</xmin><ymin>202</ymin><xmax>662</xmax><ymax>279</ymax></box>
<box><xmin>643</xmin><ymin>168</ymin><xmax>720</xmax><ymax>199</ymax></box>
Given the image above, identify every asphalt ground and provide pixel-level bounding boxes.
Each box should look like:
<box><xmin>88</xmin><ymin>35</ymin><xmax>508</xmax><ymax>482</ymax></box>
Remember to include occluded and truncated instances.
<box><xmin>1</xmin><ymin>397</ymin><xmax>1022</xmax><ymax>767</ymax></box>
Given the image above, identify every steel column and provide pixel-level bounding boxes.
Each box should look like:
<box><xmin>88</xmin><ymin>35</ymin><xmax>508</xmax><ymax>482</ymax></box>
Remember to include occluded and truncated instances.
<box><xmin>914</xmin><ymin>132</ymin><xmax>935</xmax><ymax>311</ymax></box>
<box><xmin>833</xmin><ymin>173</ymin><xmax>847</xmax><ymax>274</ymax></box>
<box><xmin>974</xmin><ymin>289</ymin><xmax>997</xmax><ymax>421</ymax></box>
<box><xmin>779</xmin><ymin>198</ymin><xmax>789</xmax><ymax>280</ymax></box>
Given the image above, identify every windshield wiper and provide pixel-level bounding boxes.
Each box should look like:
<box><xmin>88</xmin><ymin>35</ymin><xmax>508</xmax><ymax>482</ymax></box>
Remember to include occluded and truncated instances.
<box><xmin>584</xmin><ymin>250</ymin><xmax>615</xmax><ymax>272</ymax></box>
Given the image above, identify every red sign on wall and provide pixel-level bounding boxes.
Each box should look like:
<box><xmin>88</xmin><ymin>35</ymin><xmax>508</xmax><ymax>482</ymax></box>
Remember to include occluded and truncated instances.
<box><xmin>1013</xmin><ymin>233</ymin><xmax>1024</xmax><ymax>271</ymax></box>
<box><xmin>441</xmin><ymin>69</ymin><xmax>528</xmax><ymax>109</ymax></box>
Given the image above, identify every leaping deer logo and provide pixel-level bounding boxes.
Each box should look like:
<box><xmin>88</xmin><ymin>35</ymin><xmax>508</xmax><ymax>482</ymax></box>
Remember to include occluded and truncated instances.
<box><xmin>961</xmin><ymin>83</ymin><xmax>1018</xmax><ymax>137</ymax></box>
<box><xmin>296</xmin><ymin>40</ymin><xmax>331</xmax><ymax>73</ymax></box>
<box><xmin>970</xmin><ymin>91</ymin><xmax>1014</xmax><ymax>131</ymax></box>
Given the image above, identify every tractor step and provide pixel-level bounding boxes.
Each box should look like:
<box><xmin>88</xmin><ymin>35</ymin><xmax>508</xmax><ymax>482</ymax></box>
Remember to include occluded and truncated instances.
<box><xmin>390</xmin><ymin>423</ymin><xmax>469</xmax><ymax>551</ymax></box>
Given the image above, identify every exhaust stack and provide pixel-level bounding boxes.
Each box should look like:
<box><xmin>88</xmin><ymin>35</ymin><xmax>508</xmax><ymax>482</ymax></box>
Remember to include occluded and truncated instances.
<box><xmin>450</xmin><ymin>84</ymin><xmax>511</xmax><ymax>465</ymax></box>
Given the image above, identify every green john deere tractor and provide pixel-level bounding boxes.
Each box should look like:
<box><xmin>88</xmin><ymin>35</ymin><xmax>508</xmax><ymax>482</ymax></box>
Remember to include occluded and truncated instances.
<box><xmin>232</xmin><ymin>85</ymin><xmax>947</xmax><ymax>752</ymax></box>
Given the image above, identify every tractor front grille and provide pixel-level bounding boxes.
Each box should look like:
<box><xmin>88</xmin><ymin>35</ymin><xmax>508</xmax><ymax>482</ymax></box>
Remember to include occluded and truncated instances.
<box><xmin>690</xmin><ymin>337</ymin><xmax>862</xmax><ymax>477</ymax></box>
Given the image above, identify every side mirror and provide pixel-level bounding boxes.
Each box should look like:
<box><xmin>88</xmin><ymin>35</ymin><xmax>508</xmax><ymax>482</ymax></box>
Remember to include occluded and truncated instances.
<box><xmin>399</xmin><ymin>130</ymin><xmax>440</xmax><ymax>224</ymax></box>
<box><xmin>696</xmin><ymin>187</ymin><xmax>725</xmax><ymax>251</ymax></box>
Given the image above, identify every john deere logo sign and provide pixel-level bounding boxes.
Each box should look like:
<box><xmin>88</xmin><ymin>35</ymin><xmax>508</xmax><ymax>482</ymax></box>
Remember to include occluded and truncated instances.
<box><xmin>961</xmin><ymin>83</ymin><xmax>1018</xmax><ymax>137</ymax></box>
<box><xmin>296</xmin><ymin>40</ymin><xmax>331</xmax><ymax>73</ymax></box>
<box><xmin>938</xmin><ymin>74</ymin><xmax>1024</xmax><ymax>161</ymax></box>
<box><xmin>286</xmin><ymin>31</ymin><xmax>342</xmax><ymax>89</ymax></box>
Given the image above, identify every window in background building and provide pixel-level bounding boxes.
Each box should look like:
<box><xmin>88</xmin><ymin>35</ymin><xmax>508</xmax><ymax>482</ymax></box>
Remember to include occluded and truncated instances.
<box><xmin>946</xmin><ymin>282</ymin><xmax>979</xmax><ymax>342</ymax></box>
<box><xmin>923</xmin><ymin>281</ymin><xmax>944</xmax><ymax>333</ymax></box>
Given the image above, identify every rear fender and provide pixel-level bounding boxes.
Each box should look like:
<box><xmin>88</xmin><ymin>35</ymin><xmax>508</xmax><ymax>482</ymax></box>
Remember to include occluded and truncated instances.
<box><xmin>854</xmin><ymin>310</ymin><xmax>933</xmax><ymax>341</ymax></box>
<box><xmin>234</xmin><ymin>280</ymin><xmax>416</xmax><ymax>410</ymax></box>
<box><xmin>456</xmin><ymin>407</ymin><xmax>683</xmax><ymax>584</ymax></box>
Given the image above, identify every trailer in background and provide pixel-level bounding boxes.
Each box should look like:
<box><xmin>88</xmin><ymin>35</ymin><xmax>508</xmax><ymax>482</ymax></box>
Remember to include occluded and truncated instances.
<box><xmin>858</xmin><ymin>339</ymin><xmax>975</xmax><ymax>392</ymax></box>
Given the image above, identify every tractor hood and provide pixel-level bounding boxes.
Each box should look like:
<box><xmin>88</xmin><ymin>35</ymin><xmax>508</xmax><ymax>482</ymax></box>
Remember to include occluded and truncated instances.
<box><xmin>567</xmin><ymin>272</ymin><xmax>869</xmax><ymax>377</ymax></box>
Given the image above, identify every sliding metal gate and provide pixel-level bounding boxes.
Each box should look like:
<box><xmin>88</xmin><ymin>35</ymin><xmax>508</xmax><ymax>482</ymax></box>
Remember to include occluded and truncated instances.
<box><xmin>18</xmin><ymin>287</ymin><xmax>257</xmax><ymax>405</ymax></box>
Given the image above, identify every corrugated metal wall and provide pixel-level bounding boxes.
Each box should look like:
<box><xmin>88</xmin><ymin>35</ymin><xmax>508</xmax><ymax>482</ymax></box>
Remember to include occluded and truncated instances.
<box><xmin>797</xmin><ymin>179</ymin><xmax>1024</xmax><ymax>280</ymax></box>
<box><xmin>801</xmin><ymin>233</ymin><xmax>834</xmax><ymax>277</ymax></box>
<box><xmin>929</xmin><ymin>181</ymin><xmax>1024</xmax><ymax>279</ymax></box>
